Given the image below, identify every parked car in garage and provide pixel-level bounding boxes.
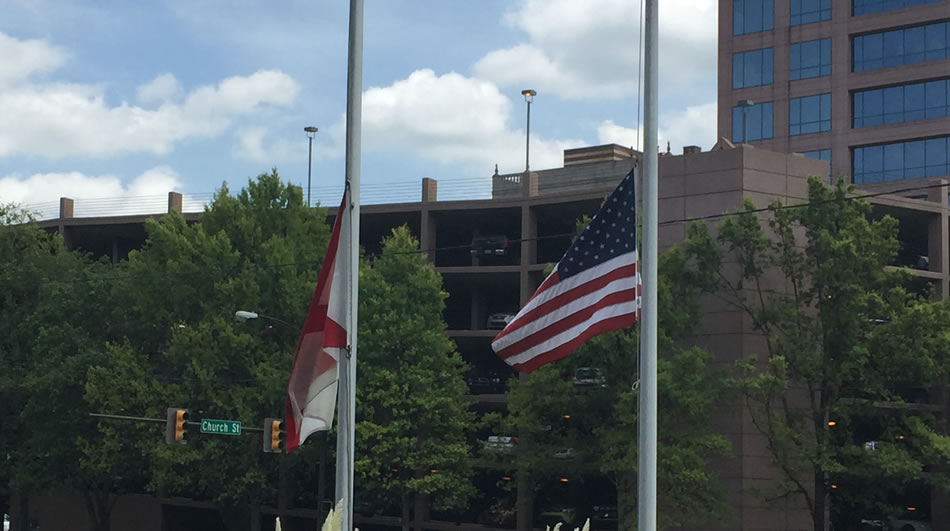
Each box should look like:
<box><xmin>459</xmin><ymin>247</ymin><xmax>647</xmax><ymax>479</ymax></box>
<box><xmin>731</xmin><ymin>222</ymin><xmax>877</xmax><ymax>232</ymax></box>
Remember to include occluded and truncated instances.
<box><xmin>483</xmin><ymin>435</ymin><xmax>517</xmax><ymax>454</ymax></box>
<box><xmin>552</xmin><ymin>447</ymin><xmax>576</xmax><ymax>460</ymax></box>
<box><xmin>471</xmin><ymin>234</ymin><xmax>510</xmax><ymax>256</ymax></box>
<box><xmin>573</xmin><ymin>367</ymin><xmax>606</xmax><ymax>388</ymax></box>
<box><xmin>487</xmin><ymin>312</ymin><xmax>516</xmax><ymax>330</ymax></box>
<box><xmin>466</xmin><ymin>371</ymin><xmax>508</xmax><ymax>394</ymax></box>
<box><xmin>860</xmin><ymin>513</ymin><xmax>932</xmax><ymax>531</ymax></box>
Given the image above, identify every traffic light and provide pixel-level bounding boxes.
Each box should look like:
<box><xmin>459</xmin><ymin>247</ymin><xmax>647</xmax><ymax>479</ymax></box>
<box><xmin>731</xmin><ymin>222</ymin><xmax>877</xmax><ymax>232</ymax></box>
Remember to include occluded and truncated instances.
<box><xmin>165</xmin><ymin>408</ymin><xmax>190</xmax><ymax>445</ymax></box>
<box><xmin>263</xmin><ymin>417</ymin><xmax>285</xmax><ymax>453</ymax></box>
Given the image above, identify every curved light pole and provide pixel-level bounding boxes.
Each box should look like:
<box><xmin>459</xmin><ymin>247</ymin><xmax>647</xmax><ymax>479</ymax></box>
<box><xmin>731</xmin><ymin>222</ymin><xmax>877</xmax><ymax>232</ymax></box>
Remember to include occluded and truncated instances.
<box><xmin>304</xmin><ymin>126</ymin><xmax>319</xmax><ymax>207</ymax></box>
<box><xmin>521</xmin><ymin>89</ymin><xmax>536</xmax><ymax>172</ymax></box>
<box><xmin>233</xmin><ymin>309</ymin><xmax>328</xmax><ymax>521</ymax></box>
<box><xmin>234</xmin><ymin>310</ymin><xmax>297</xmax><ymax>331</ymax></box>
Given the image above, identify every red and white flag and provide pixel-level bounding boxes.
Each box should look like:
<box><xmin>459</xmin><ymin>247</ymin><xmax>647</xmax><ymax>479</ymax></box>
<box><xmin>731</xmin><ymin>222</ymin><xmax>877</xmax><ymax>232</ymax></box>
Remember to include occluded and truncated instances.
<box><xmin>285</xmin><ymin>191</ymin><xmax>349</xmax><ymax>452</ymax></box>
<box><xmin>491</xmin><ymin>170</ymin><xmax>640</xmax><ymax>372</ymax></box>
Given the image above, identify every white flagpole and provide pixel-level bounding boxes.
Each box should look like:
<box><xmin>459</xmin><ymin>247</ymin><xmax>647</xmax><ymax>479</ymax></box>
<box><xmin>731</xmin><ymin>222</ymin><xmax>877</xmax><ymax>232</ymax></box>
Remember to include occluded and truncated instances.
<box><xmin>336</xmin><ymin>0</ymin><xmax>363</xmax><ymax>530</ymax></box>
<box><xmin>638</xmin><ymin>0</ymin><xmax>658</xmax><ymax>530</ymax></box>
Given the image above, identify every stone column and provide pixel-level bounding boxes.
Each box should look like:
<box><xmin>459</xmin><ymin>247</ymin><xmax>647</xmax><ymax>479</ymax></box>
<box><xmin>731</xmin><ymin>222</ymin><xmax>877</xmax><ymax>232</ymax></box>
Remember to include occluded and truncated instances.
<box><xmin>168</xmin><ymin>192</ymin><xmax>183</xmax><ymax>213</ymax></box>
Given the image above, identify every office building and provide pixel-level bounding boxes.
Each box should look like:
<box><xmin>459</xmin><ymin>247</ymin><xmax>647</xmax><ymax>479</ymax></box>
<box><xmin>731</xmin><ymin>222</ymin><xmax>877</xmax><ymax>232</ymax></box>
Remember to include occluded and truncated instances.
<box><xmin>719</xmin><ymin>0</ymin><xmax>950</xmax><ymax>187</ymax></box>
<box><xmin>12</xmin><ymin>142</ymin><xmax>949</xmax><ymax>530</ymax></box>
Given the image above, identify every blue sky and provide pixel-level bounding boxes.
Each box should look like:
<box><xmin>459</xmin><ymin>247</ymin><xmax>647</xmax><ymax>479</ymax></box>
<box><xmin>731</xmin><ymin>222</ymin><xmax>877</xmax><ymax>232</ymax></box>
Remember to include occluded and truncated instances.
<box><xmin>0</xmin><ymin>0</ymin><xmax>718</xmax><ymax>215</ymax></box>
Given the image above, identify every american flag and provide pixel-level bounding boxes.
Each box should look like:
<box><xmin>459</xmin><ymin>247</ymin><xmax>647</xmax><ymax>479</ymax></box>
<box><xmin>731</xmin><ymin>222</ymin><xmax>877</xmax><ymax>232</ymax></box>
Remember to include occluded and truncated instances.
<box><xmin>491</xmin><ymin>169</ymin><xmax>641</xmax><ymax>372</ymax></box>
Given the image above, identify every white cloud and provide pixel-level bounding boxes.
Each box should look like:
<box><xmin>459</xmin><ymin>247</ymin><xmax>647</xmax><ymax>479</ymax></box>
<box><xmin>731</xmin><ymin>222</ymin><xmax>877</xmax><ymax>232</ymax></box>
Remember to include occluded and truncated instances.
<box><xmin>0</xmin><ymin>69</ymin><xmax>299</xmax><ymax>158</ymax></box>
<box><xmin>0</xmin><ymin>166</ymin><xmax>206</xmax><ymax>218</ymax></box>
<box><xmin>232</xmin><ymin>127</ymin><xmax>282</xmax><ymax>163</ymax></box>
<box><xmin>472</xmin><ymin>44</ymin><xmax>574</xmax><ymax>97</ymax></box>
<box><xmin>231</xmin><ymin>126</ymin><xmax>341</xmax><ymax>165</ymax></box>
<box><xmin>597</xmin><ymin>120</ymin><xmax>643</xmax><ymax>150</ymax></box>
<box><xmin>0</xmin><ymin>31</ymin><xmax>301</xmax><ymax>159</ymax></box>
<box><xmin>597</xmin><ymin>101</ymin><xmax>718</xmax><ymax>154</ymax></box>
<box><xmin>360</xmin><ymin>69</ymin><xmax>585</xmax><ymax>174</ymax></box>
<box><xmin>659</xmin><ymin>102</ymin><xmax>718</xmax><ymax>152</ymax></box>
<box><xmin>473</xmin><ymin>0</ymin><xmax>717</xmax><ymax>101</ymax></box>
<box><xmin>0</xmin><ymin>32</ymin><xmax>67</xmax><ymax>88</ymax></box>
<box><xmin>136</xmin><ymin>73</ymin><xmax>182</xmax><ymax>104</ymax></box>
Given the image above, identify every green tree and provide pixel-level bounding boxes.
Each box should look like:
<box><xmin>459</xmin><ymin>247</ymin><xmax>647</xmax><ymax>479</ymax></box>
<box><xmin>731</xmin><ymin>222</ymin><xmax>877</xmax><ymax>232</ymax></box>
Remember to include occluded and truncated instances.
<box><xmin>355</xmin><ymin>226</ymin><xmax>475</xmax><ymax>531</ymax></box>
<box><xmin>0</xmin><ymin>204</ymin><xmax>119</xmax><ymax>531</ymax></box>
<box><xmin>83</xmin><ymin>170</ymin><xmax>332</xmax><ymax>531</ymax></box>
<box><xmin>494</xmin><ymin>225</ymin><xmax>729</xmax><ymax>531</ymax></box>
<box><xmin>714</xmin><ymin>177</ymin><xmax>950</xmax><ymax>531</ymax></box>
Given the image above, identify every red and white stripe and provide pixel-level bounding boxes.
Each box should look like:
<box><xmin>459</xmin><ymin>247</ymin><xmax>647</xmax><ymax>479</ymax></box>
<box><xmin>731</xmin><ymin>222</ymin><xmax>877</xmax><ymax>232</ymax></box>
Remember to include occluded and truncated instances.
<box><xmin>492</xmin><ymin>252</ymin><xmax>640</xmax><ymax>372</ymax></box>
<box><xmin>285</xmin><ymin>191</ymin><xmax>349</xmax><ymax>452</ymax></box>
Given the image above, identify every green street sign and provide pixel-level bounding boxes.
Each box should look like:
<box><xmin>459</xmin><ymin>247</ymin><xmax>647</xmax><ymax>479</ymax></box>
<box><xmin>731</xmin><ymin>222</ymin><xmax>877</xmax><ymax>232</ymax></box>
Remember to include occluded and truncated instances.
<box><xmin>200</xmin><ymin>418</ymin><xmax>241</xmax><ymax>436</ymax></box>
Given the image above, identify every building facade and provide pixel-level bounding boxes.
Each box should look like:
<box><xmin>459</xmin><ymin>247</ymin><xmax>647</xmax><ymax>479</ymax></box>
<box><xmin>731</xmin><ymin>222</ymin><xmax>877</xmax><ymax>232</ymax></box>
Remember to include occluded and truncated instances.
<box><xmin>720</xmin><ymin>2</ymin><xmax>950</xmax><ymax>528</ymax></box>
<box><xmin>719</xmin><ymin>0</ymin><xmax>950</xmax><ymax>186</ymax></box>
<box><xmin>13</xmin><ymin>143</ymin><xmax>950</xmax><ymax>530</ymax></box>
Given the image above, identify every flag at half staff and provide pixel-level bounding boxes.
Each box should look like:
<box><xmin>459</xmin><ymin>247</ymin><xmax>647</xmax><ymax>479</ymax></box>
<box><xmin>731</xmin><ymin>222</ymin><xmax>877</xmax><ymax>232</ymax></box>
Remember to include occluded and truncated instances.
<box><xmin>284</xmin><ymin>190</ymin><xmax>350</xmax><ymax>452</ymax></box>
<box><xmin>491</xmin><ymin>169</ymin><xmax>641</xmax><ymax>372</ymax></box>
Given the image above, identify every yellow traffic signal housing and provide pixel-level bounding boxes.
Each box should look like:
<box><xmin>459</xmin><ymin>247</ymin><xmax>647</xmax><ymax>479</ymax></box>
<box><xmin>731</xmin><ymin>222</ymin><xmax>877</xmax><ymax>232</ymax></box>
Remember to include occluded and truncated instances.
<box><xmin>263</xmin><ymin>417</ymin><xmax>285</xmax><ymax>453</ymax></box>
<box><xmin>165</xmin><ymin>408</ymin><xmax>190</xmax><ymax>445</ymax></box>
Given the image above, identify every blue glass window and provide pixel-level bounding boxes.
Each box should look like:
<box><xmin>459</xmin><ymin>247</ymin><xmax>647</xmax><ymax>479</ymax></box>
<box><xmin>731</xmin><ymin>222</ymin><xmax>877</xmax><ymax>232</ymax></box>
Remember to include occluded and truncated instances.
<box><xmin>853</xmin><ymin>136</ymin><xmax>950</xmax><ymax>183</ymax></box>
<box><xmin>790</xmin><ymin>39</ymin><xmax>831</xmax><ymax>80</ymax></box>
<box><xmin>791</xmin><ymin>0</ymin><xmax>831</xmax><ymax>26</ymax></box>
<box><xmin>734</xmin><ymin>0</ymin><xmax>774</xmax><ymax>35</ymax></box>
<box><xmin>926</xmin><ymin>22</ymin><xmax>948</xmax><ymax>61</ymax></box>
<box><xmin>853</xmin><ymin>78</ymin><xmax>950</xmax><ymax>127</ymax></box>
<box><xmin>854</xmin><ymin>21</ymin><xmax>950</xmax><ymax>72</ymax></box>
<box><xmin>802</xmin><ymin>149</ymin><xmax>833</xmax><ymax>180</ymax></box>
<box><xmin>733</xmin><ymin>48</ymin><xmax>774</xmax><ymax>88</ymax></box>
<box><xmin>789</xmin><ymin>93</ymin><xmax>831</xmax><ymax>136</ymax></box>
<box><xmin>927</xmin><ymin>80</ymin><xmax>948</xmax><ymax>119</ymax></box>
<box><xmin>803</xmin><ymin>149</ymin><xmax>831</xmax><ymax>161</ymax></box>
<box><xmin>853</xmin><ymin>0</ymin><xmax>941</xmax><ymax>16</ymax></box>
<box><xmin>732</xmin><ymin>102</ymin><xmax>774</xmax><ymax>142</ymax></box>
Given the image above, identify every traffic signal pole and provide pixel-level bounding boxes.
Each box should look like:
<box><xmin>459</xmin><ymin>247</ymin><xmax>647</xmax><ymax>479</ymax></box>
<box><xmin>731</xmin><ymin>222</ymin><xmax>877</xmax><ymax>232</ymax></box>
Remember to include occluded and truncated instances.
<box><xmin>89</xmin><ymin>412</ymin><xmax>267</xmax><ymax>433</ymax></box>
<box><xmin>166</xmin><ymin>408</ymin><xmax>190</xmax><ymax>444</ymax></box>
<box><xmin>263</xmin><ymin>418</ymin><xmax>286</xmax><ymax>452</ymax></box>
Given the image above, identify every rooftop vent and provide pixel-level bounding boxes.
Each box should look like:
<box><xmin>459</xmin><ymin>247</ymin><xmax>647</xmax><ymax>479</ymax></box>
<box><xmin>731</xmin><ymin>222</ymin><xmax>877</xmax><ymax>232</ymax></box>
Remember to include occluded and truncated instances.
<box><xmin>683</xmin><ymin>145</ymin><xmax>701</xmax><ymax>155</ymax></box>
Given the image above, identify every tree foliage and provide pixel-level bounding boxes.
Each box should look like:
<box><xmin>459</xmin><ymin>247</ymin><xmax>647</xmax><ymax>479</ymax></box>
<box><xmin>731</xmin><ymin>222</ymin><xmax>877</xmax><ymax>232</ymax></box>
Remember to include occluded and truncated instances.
<box><xmin>3</xmin><ymin>174</ymin><xmax>476</xmax><ymax>531</ymax></box>
<box><xmin>713</xmin><ymin>177</ymin><xmax>950</xmax><ymax>530</ymax></box>
<box><xmin>492</xmin><ymin>223</ymin><xmax>730</xmax><ymax>531</ymax></box>
<box><xmin>355</xmin><ymin>226</ymin><xmax>475</xmax><ymax>531</ymax></box>
<box><xmin>0</xmin><ymin>203</ymin><xmax>120</xmax><ymax>530</ymax></box>
<box><xmin>82</xmin><ymin>170</ymin><xmax>332</xmax><ymax>530</ymax></box>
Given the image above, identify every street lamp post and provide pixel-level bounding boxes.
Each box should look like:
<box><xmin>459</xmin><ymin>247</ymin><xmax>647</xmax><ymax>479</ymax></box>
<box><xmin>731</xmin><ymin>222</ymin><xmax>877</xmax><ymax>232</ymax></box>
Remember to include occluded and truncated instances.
<box><xmin>737</xmin><ymin>99</ymin><xmax>755</xmax><ymax>144</ymax></box>
<box><xmin>521</xmin><ymin>89</ymin><xmax>536</xmax><ymax>172</ymax></box>
<box><xmin>304</xmin><ymin>126</ymin><xmax>318</xmax><ymax>207</ymax></box>
<box><xmin>234</xmin><ymin>310</ymin><xmax>297</xmax><ymax>331</ymax></box>
<box><xmin>234</xmin><ymin>309</ymin><xmax>328</xmax><ymax>520</ymax></box>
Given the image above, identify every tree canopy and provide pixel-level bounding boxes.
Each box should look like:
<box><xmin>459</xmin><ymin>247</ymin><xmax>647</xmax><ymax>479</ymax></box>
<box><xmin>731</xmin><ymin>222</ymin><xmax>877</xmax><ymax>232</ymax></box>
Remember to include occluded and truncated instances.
<box><xmin>490</xmin><ymin>222</ymin><xmax>730</xmax><ymax>531</ymax></box>
<box><xmin>82</xmin><ymin>170</ymin><xmax>332</xmax><ymax>530</ymax></box>
<box><xmin>713</xmin><ymin>177</ymin><xmax>950</xmax><ymax>531</ymax></box>
<box><xmin>0</xmin><ymin>203</ymin><xmax>116</xmax><ymax>530</ymax></box>
<box><xmin>2</xmin><ymin>173</ymin><xmax>475</xmax><ymax>531</ymax></box>
<box><xmin>355</xmin><ymin>226</ymin><xmax>475</xmax><ymax>531</ymax></box>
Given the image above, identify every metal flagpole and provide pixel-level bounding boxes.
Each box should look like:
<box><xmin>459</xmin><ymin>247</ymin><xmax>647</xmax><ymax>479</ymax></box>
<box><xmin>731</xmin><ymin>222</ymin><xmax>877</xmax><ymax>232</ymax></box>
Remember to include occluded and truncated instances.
<box><xmin>638</xmin><ymin>0</ymin><xmax>658</xmax><ymax>530</ymax></box>
<box><xmin>337</xmin><ymin>0</ymin><xmax>363</xmax><ymax>530</ymax></box>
